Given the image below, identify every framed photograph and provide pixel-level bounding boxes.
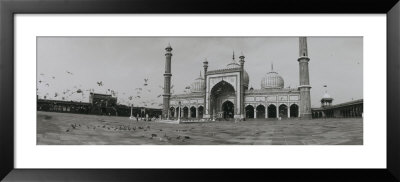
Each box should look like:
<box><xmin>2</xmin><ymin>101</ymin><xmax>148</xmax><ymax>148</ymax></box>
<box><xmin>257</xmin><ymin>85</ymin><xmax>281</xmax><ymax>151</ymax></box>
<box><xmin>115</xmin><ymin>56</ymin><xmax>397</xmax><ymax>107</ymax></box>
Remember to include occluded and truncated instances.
<box><xmin>1</xmin><ymin>0</ymin><xmax>399</xmax><ymax>181</ymax></box>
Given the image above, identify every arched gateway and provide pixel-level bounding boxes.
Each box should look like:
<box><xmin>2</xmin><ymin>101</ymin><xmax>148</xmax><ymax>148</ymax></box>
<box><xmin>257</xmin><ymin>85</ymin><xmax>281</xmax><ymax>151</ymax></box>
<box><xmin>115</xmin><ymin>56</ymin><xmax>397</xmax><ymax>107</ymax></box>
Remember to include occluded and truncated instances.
<box><xmin>209</xmin><ymin>81</ymin><xmax>236</xmax><ymax>119</ymax></box>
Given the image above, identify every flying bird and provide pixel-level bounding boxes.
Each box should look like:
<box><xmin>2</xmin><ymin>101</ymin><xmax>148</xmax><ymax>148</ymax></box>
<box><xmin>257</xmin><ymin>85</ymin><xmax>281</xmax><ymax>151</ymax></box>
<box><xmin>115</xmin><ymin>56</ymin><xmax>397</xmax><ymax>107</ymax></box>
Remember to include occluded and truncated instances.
<box><xmin>97</xmin><ymin>81</ymin><xmax>103</xmax><ymax>86</ymax></box>
<box><xmin>144</xmin><ymin>78</ymin><xmax>149</xmax><ymax>86</ymax></box>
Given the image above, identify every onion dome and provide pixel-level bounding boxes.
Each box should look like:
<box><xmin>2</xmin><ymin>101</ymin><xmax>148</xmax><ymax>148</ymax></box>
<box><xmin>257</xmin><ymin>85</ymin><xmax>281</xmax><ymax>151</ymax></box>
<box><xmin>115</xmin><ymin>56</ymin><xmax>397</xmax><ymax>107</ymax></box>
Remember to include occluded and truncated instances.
<box><xmin>190</xmin><ymin>71</ymin><xmax>205</xmax><ymax>93</ymax></box>
<box><xmin>226</xmin><ymin>52</ymin><xmax>250</xmax><ymax>88</ymax></box>
<box><xmin>261</xmin><ymin>64</ymin><xmax>284</xmax><ymax>89</ymax></box>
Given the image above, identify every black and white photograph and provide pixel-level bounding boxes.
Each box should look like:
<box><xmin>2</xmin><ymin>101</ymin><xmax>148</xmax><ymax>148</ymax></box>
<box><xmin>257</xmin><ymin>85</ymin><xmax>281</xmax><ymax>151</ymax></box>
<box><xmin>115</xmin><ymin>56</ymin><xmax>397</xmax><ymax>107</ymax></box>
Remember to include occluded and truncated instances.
<box><xmin>36</xmin><ymin>36</ymin><xmax>363</xmax><ymax>145</ymax></box>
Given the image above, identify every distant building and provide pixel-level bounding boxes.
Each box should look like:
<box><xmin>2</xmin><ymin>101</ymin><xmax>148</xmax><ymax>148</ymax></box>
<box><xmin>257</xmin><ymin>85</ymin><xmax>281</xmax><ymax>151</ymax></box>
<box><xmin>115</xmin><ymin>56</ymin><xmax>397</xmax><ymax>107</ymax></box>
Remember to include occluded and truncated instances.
<box><xmin>37</xmin><ymin>98</ymin><xmax>91</xmax><ymax>113</ymax></box>
<box><xmin>89</xmin><ymin>92</ymin><xmax>117</xmax><ymax>115</ymax></box>
<box><xmin>311</xmin><ymin>92</ymin><xmax>363</xmax><ymax>118</ymax></box>
<box><xmin>37</xmin><ymin>93</ymin><xmax>162</xmax><ymax>118</ymax></box>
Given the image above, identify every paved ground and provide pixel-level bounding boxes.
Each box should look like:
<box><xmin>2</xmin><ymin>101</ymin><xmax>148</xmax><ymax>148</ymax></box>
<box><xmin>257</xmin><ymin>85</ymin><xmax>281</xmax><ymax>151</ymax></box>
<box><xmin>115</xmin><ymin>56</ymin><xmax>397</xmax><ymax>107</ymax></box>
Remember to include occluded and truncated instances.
<box><xmin>37</xmin><ymin>111</ymin><xmax>363</xmax><ymax>145</ymax></box>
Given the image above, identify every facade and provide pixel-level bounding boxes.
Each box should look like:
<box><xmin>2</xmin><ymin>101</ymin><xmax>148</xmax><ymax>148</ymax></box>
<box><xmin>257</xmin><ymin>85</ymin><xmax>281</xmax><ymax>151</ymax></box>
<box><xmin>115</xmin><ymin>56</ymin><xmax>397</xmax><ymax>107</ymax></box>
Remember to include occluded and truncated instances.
<box><xmin>164</xmin><ymin>37</ymin><xmax>312</xmax><ymax>121</ymax></box>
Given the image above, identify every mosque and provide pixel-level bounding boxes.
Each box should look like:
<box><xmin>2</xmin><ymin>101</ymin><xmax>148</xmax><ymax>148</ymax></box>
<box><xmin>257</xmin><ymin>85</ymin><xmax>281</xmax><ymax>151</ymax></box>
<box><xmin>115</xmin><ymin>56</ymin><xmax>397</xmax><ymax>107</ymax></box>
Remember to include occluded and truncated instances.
<box><xmin>161</xmin><ymin>37</ymin><xmax>312</xmax><ymax>121</ymax></box>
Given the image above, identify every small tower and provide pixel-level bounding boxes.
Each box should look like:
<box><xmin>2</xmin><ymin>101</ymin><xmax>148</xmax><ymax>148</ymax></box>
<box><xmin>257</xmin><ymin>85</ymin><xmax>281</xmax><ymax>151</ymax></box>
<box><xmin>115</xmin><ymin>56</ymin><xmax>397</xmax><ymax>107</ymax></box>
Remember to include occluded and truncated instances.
<box><xmin>298</xmin><ymin>37</ymin><xmax>312</xmax><ymax>119</ymax></box>
<box><xmin>321</xmin><ymin>91</ymin><xmax>333</xmax><ymax>107</ymax></box>
<box><xmin>162</xmin><ymin>43</ymin><xmax>173</xmax><ymax>119</ymax></box>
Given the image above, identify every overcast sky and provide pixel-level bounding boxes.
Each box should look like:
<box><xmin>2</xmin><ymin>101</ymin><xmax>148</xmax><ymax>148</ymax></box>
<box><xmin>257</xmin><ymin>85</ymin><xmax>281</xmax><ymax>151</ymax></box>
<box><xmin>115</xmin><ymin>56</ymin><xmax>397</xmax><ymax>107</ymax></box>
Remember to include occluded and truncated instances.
<box><xmin>37</xmin><ymin>37</ymin><xmax>363</xmax><ymax>108</ymax></box>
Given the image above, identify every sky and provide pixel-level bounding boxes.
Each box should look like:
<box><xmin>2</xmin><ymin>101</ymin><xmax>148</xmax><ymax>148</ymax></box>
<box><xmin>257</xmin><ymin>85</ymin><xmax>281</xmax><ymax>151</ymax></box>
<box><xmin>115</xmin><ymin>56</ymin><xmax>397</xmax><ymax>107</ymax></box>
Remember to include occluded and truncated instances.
<box><xmin>37</xmin><ymin>37</ymin><xmax>363</xmax><ymax>108</ymax></box>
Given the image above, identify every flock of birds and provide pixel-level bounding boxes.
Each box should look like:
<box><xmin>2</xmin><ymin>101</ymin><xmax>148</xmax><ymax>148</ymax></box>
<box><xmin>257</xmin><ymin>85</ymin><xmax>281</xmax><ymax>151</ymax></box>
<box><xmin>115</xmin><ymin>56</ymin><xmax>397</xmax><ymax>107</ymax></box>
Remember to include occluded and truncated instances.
<box><xmin>37</xmin><ymin>70</ymin><xmax>176</xmax><ymax>107</ymax></box>
<box><xmin>64</xmin><ymin>119</ymin><xmax>194</xmax><ymax>143</ymax></box>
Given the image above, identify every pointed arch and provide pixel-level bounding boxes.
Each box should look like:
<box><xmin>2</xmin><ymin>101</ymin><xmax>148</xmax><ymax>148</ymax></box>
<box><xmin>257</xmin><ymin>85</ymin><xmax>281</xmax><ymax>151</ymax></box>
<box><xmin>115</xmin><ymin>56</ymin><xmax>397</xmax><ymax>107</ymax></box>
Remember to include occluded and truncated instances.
<box><xmin>267</xmin><ymin>104</ymin><xmax>277</xmax><ymax>118</ymax></box>
<box><xmin>256</xmin><ymin>105</ymin><xmax>266</xmax><ymax>119</ymax></box>
<box><xmin>279</xmin><ymin>104</ymin><xmax>288</xmax><ymax>118</ymax></box>
<box><xmin>290</xmin><ymin>104</ymin><xmax>299</xmax><ymax>118</ymax></box>
<box><xmin>245</xmin><ymin>105</ymin><xmax>255</xmax><ymax>118</ymax></box>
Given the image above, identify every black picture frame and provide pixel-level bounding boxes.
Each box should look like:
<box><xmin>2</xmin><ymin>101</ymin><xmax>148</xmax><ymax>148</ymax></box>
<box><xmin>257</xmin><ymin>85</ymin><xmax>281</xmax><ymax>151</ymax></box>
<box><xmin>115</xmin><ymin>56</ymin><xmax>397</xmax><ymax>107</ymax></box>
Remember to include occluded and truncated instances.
<box><xmin>1</xmin><ymin>0</ymin><xmax>399</xmax><ymax>181</ymax></box>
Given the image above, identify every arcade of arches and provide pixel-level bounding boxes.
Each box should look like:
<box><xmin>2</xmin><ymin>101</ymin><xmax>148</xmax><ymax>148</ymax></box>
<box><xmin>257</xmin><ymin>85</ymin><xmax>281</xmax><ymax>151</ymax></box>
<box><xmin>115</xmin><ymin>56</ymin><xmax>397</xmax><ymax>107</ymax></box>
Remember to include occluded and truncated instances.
<box><xmin>169</xmin><ymin>106</ymin><xmax>204</xmax><ymax>119</ymax></box>
<box><xmin>312</xmin><ymin>100</ymin><xmax>363</xmax><ymax>118</ymax></box>
<box><xmin>245</xmin><ymin>104</ymin><xmax>299</xmax><ymax>119</ymax></box>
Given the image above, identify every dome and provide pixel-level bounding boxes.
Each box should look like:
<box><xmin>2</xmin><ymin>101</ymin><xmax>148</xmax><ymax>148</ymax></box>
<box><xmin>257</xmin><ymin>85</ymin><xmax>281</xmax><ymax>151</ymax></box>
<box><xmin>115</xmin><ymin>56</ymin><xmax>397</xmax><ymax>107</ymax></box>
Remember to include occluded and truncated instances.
<box><xmin>261</xmin><ymin>71</ymin><xmax>284</xmax><ymax>89</ymax></box>
<box><xmin>261</xmin><ymin>64</ymin><xmax>284</xmax><ymax>89</ymax></box>
<box><xmin>226</xmin><ymin>61</ymin><xmax>241</xmax><ymax>69</ymax></box>
<box><xmin>226</xmin><ymin>57</ymin><xmax>249</xmax><ymax>88</ymax></box>
<box><xmin>322</xmin><ymin>92</ymin><xmax>332</xmax><ymax>99</ymax></box>
<box><xmin>190</xmin><ymin>72</ymin><xmax>205</xmax><ymax>93</ymax></box>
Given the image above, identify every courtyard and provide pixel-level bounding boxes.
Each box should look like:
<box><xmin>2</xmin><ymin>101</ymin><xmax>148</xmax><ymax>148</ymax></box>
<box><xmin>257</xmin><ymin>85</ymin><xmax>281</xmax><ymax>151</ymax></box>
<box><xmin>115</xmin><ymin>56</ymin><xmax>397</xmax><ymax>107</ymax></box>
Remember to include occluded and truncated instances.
<box><xmin>37</xmin><ymin>111</ymin><xmax>363</xmax><ymax>145</ymax></box>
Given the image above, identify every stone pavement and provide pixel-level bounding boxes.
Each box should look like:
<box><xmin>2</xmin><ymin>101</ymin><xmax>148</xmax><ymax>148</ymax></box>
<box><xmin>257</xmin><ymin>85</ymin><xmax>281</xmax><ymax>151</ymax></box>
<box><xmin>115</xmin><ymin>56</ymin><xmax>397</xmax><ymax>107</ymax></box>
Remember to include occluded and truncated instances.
<box><xmin>37</xmin><ymin>111</ymin><xmax>363</xmax><ymax>145</ymax></box>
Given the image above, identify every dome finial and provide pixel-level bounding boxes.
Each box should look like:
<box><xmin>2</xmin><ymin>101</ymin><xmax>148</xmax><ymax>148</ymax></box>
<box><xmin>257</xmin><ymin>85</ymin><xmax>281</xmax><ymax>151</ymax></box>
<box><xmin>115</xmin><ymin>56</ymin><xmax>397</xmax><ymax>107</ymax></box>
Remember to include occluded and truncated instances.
<box><xmin>199</xmin><ymin>70</ymin><xmax>202</xmax><ymax>78</ymax></box>
<box><xmin>271</xmin><ymin>62</ymin><xmax>274</xmax><ymax>71</ymax></box>
<box><xmin>232</xmin><ymin>50</ymin><xmax>235</xmax><ymax>61</ymax></box>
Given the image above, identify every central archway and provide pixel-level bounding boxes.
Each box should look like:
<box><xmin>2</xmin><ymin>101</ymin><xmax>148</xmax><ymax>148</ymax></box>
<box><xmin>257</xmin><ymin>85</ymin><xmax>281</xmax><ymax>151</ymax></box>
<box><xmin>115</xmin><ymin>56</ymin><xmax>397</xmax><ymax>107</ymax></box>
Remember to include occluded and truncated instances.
<box><xmin>210</xmin><ymin>80</ymin><xmax>236</xmax><ymax>119</ymax></box>
<box><xmin>222</xmin><ymin>101</ymin><xmax>234</xmax><ymax>118</ymax></box>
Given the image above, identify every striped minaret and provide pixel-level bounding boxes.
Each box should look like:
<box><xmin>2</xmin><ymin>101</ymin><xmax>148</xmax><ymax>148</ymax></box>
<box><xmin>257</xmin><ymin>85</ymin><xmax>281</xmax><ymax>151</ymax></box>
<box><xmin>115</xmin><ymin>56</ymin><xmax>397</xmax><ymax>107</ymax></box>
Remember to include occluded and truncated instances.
<box><xmin>298</xmin><ymin>37</ymin><xmax>312</xmax><ymax>119</ymax></box>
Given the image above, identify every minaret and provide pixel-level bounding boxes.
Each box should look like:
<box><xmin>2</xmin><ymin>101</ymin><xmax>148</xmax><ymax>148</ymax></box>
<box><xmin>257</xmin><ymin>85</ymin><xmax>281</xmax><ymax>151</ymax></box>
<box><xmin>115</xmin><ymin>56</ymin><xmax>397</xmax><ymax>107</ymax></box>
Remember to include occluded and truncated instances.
<box><xmin>298</xmin><ymin>37</ymin><xmax>312</xmax><ymax>119</ymax></box>
<box><xmin>203</xmin><ymin>58</ymin><xmax>209</xmax><ymax>119</ymax></box>
<box><xmin>162</xmin><ymin>43</ymin><xmax>173</xmax><ymax>119</ymax></box>
<box><xmin>239</xmin><ymin>52</ymin><xmax>245</xmax><ymax>121</ymax></box>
